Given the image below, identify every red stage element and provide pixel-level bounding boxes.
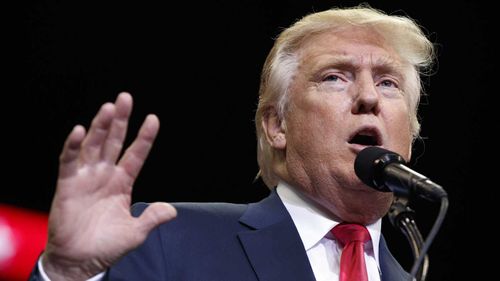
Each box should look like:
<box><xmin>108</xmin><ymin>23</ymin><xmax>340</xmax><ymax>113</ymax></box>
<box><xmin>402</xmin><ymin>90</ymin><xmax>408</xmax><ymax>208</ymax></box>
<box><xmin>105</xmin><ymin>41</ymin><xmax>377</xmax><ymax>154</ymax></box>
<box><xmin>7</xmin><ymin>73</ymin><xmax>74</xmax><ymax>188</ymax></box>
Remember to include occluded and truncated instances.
<box><xmin>0</xmin><ymin>204</ymin><xmax>48</xmax><ymax>281</ymax></box>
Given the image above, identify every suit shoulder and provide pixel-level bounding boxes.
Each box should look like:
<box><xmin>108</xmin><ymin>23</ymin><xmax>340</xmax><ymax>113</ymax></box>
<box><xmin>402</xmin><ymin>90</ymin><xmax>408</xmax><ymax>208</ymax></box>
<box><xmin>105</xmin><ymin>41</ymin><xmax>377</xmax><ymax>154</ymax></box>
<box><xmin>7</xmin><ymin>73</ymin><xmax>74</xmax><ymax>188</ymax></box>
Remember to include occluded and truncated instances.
<box><xmin>130</xmin><ymin>201</ymin><xmax>248</xmax><ymax>219</ymax></box>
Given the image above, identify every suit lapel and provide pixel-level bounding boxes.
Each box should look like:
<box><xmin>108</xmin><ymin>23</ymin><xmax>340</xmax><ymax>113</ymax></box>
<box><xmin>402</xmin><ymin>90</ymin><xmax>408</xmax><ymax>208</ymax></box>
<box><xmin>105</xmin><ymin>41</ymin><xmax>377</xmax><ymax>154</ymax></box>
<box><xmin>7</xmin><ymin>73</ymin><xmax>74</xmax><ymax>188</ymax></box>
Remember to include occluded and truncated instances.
<box><xmin>237</xmin><ymin>189</ymin><xmax>316</xmax><ymax>281</ymax></box>
<box><xmin>379</xmin><ymin>236</ymin><xmax>411</xmax><ymax>281</ymax></box>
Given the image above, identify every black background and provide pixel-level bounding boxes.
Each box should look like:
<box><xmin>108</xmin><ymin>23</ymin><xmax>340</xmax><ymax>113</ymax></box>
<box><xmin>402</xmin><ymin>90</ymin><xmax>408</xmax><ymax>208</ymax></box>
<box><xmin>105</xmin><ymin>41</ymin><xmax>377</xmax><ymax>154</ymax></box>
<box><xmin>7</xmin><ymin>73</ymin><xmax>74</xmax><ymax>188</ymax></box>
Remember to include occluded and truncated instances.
<box><xmin>13</xmin><ymin>0</ymin><xmax>494</xmax><ymax>279</ymax></box>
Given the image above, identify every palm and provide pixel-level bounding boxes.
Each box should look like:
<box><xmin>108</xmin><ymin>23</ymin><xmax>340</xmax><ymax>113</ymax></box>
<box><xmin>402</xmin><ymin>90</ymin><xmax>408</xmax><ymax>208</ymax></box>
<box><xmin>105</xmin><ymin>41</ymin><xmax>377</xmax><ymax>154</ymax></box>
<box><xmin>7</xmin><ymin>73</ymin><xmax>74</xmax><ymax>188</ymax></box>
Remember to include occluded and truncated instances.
<box><xmin>43</xmin><ymin>93</ymin><xmax>176</xmax><ymax>279</ymax></box>
<box><xmin>52</xmin><ymin>163</ymin><xmax>134</xmax><ymax>262</ymax></box>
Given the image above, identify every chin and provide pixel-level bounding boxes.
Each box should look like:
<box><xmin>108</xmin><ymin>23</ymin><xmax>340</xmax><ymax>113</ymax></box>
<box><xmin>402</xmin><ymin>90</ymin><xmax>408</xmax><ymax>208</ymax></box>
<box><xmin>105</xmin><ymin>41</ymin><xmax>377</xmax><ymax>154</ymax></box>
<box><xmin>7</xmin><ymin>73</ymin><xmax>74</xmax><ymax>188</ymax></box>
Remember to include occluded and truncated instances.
<box><xmin>346</xmin><ymin>189</ymin><xmax>393</xmax><ymax>224</ymax></box>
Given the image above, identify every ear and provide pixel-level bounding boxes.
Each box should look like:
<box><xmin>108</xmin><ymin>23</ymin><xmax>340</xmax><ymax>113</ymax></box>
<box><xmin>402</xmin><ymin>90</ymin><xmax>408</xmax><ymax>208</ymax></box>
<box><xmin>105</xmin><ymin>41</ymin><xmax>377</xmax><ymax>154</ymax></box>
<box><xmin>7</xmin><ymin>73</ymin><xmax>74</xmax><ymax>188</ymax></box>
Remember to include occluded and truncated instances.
<box><xmin>261</xmin><ymin>107</ymin><xmax>286</xmax><ymax>149</ymax></box>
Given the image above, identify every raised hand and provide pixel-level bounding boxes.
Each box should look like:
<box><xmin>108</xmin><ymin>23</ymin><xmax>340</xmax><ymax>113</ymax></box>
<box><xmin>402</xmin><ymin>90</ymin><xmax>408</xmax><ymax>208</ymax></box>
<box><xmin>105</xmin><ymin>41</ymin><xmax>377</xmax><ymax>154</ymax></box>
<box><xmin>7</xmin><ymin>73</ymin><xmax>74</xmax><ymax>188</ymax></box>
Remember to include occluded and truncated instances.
<box><xmin>41</xmin><ymin>93</ymin><xmax>177</xmax><ymax>281</ymax></box>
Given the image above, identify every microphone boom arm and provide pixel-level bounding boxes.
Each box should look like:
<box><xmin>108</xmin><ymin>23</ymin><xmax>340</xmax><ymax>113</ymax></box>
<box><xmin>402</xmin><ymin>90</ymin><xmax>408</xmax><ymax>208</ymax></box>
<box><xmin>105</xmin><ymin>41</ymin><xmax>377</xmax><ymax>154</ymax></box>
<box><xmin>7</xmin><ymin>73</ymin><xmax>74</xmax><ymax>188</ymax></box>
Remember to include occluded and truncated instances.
<box><xmin>389</xmin><ymin>197</ymin><xmax>429</xmax><ymax>281</ymax></box>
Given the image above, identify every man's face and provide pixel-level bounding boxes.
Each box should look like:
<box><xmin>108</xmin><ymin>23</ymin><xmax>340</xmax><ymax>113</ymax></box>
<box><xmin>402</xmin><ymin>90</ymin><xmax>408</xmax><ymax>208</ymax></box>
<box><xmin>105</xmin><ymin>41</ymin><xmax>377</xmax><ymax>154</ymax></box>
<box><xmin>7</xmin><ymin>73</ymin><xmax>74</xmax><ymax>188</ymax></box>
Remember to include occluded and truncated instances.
<box><xmin>281</xmin><ymin>27</ymin><xmax>412</xmax><ymax>222</ymax></box>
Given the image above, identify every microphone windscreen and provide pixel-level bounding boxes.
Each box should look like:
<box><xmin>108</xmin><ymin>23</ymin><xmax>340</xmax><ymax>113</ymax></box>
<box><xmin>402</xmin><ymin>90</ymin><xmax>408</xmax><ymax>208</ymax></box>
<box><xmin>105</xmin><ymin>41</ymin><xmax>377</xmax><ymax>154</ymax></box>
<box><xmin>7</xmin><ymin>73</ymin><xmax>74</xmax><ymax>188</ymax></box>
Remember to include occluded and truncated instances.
<box><xmin>354</xmin><ymin>146</ymin><xmax>405</xmax><ymax>190</ymax></box>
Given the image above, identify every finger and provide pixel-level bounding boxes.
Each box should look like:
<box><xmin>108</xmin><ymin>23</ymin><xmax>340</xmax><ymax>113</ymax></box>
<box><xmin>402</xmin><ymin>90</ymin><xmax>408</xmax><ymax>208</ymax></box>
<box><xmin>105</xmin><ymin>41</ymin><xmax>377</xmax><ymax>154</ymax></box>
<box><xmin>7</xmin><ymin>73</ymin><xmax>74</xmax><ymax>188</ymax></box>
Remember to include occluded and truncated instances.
<box><xmin>136</xmin><ymin>202</ymin><xmax>177</xmax><ymax>237</ymax></box>
<box><xmin>59</xmin><ymin>125</ymin><xmax>86</xmax><ymax>179</ymax></box>
<box><xmin>101</xmin><ymin>92</ymin><xmax>133</xmax><ymax>163</ymax></box>
<box><xmin>118</xmin><ymin>114</ymin><xmax>159</xmax><ymax>183</ymax></box>
<box><xmin>80</xmin><ymin>102</ymin><xmax>116</xmax><ymax>164</ymax></box>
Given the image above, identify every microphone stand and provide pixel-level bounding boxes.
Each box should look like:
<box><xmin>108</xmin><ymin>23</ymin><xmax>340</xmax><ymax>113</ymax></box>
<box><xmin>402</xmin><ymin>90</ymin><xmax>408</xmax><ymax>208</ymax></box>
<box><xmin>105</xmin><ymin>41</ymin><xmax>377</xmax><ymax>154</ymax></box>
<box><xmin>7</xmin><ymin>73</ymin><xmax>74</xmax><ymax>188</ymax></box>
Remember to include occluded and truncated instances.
<box><xmin>388</xmin><ymin>197</ymin><xmax>429</xmax><ymax>281</ymax></box>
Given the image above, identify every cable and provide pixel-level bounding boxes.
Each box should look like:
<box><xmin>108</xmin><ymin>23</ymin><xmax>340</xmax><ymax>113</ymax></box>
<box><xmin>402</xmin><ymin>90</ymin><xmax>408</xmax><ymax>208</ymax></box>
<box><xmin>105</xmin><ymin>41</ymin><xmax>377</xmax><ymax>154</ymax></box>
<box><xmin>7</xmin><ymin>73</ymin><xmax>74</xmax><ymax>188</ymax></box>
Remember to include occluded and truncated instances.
<box><xmin>400</xmin><ymin>217</ymin><xmax>429</xmax><ymax>281</ymax></box>
<box><xmin>408</xmin><ymin>196</ymin><xmax>448</xmax><ymax>280</ymax></box>
<box><xmin>388</xmin><ymin>196</ymin><xmax>440</xmax><ymax>281</ymax></box>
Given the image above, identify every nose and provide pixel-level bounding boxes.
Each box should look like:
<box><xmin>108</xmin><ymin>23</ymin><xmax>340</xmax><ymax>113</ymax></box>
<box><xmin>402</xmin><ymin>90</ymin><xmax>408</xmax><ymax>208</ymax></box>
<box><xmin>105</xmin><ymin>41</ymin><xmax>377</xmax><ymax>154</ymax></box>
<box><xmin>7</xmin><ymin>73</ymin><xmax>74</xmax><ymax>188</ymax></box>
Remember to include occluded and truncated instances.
<box><xmin>351</xmin><ymin>73</ymin><xmax>380</xmax><ymax>115</ymax></box>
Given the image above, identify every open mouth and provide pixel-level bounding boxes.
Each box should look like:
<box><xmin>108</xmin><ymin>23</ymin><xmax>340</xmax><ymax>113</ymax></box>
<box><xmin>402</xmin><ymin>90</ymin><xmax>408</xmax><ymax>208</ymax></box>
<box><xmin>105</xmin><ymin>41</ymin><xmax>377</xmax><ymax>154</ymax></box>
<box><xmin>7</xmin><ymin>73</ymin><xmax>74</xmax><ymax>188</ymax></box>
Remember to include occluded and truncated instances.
<box><xmin>348</xmin><ymin>127</ymin><xmax>382</xmax><ymax>146</ymax></box>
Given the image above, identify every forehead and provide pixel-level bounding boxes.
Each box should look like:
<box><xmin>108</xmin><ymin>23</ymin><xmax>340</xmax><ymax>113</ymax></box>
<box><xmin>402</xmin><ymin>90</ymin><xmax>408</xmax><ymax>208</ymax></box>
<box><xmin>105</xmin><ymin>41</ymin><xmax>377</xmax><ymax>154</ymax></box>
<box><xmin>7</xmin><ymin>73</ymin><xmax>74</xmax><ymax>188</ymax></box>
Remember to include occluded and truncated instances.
<box><xmin>297</xmin><ymin>26</ymin><xmax>403</xmax><ymax>68</ymax></box>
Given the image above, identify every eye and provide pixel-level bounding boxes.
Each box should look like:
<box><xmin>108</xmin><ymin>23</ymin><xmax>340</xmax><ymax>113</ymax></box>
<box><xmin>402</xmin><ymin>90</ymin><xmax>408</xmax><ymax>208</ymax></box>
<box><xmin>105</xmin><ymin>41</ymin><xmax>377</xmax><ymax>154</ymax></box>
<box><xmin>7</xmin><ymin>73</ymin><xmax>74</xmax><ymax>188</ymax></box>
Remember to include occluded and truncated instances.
<box><xmin>378</xmin><ymin>79</ymin><xmax>398</xmax><ymax>89</ymax></box>
<box><xmin>322</xmin><ymin>74</ymin><xmax>342</xmax><ymax>82</ymax></box>
<box><xmin>316</xmin><ymin>72</ymin><xmax>349</xmax><ymax>92</ymax></box>
<box><xmin>377</xmin><ymin>78</ymin><xmax>402</xmax><ymax>97</ymax></box>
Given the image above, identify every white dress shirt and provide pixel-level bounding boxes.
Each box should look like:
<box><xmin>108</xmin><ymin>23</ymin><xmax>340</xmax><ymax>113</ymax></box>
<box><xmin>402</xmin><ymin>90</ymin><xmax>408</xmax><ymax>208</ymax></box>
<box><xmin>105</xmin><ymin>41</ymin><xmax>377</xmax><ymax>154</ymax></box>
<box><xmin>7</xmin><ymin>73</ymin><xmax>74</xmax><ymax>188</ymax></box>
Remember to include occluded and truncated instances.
<box><xmin>277</xmin><ymin>181</ymin><xmax>382</xmax><ymax>281</ymax></box>
<box><xmin>40</xmin><ymin>181</ymin><xmax>383</xmax><ymax>281</ymax></box>
<box><xmin>38</xmin><ymin>257</ymin><xmax>105</xmax><ymax>281</ymax></box>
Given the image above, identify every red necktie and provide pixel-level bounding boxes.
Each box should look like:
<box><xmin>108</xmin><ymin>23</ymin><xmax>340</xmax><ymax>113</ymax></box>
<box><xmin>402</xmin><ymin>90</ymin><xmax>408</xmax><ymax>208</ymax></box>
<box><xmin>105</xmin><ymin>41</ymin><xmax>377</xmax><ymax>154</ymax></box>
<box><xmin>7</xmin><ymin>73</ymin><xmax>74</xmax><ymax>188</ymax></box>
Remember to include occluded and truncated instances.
<box><xmin>332</xmin><ymin>223</ymin><xmax>370</xmax><ymax>281</ymax></box>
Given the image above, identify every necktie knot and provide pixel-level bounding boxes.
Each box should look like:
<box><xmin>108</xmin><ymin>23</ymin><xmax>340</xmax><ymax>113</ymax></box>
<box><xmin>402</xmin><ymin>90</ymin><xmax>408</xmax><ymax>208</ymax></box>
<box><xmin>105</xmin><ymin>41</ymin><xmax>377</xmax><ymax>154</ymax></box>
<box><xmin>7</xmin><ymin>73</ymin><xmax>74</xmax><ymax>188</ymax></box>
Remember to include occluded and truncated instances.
<box><xmin>331</xmin><ymin>223</ymin><xmax>370</xmax><ymax>246</ymax></box>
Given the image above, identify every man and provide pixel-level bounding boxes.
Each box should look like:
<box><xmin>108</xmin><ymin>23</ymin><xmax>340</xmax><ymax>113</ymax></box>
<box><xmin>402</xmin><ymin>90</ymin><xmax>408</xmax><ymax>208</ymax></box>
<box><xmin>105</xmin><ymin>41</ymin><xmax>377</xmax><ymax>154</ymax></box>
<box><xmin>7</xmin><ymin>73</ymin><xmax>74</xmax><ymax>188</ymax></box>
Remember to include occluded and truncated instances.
<box><xmin>30</xmin><ymin>5</ymin><xmax>434</xmax><ymax>281</ymax></box>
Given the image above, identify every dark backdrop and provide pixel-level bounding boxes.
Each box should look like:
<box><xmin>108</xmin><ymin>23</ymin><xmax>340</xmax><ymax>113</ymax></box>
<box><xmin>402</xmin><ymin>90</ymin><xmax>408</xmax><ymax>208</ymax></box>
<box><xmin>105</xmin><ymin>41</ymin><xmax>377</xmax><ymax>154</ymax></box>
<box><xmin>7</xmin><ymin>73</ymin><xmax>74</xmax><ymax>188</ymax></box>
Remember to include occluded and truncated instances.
<box><xmin>15</xmin><ymin>1</ymin><xmax>494</xmax><ymax>280</ymax></box>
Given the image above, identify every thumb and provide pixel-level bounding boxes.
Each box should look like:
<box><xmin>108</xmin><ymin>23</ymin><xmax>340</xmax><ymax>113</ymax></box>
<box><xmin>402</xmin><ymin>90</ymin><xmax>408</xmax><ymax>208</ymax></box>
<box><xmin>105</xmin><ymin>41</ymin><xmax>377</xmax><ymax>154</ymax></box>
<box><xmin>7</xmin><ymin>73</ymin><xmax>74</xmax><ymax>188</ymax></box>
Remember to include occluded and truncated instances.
<box><xmin>136</xmin><ymin>202</ymin><xmax>177</xmax><ymax>236</ymax></box>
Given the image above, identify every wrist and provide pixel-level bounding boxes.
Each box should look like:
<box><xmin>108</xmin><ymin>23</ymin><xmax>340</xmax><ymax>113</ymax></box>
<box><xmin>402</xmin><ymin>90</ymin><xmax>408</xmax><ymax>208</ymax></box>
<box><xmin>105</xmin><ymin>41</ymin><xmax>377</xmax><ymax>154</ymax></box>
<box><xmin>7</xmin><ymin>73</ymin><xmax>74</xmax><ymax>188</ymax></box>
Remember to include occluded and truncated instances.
<box><xmin>41</xmin><ymin>252</ymin><xmax>102</xmax><ymax>281</ymax></box>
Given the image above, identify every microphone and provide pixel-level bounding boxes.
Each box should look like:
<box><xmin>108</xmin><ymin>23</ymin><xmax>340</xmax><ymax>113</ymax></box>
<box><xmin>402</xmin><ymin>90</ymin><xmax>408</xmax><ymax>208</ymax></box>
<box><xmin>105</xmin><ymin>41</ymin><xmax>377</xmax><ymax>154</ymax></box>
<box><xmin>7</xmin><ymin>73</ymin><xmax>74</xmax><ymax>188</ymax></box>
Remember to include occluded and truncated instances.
<box><xmin>354</xmin><ymin>146</ymin><xmax>447</xmax><ymax>202</ymax></box>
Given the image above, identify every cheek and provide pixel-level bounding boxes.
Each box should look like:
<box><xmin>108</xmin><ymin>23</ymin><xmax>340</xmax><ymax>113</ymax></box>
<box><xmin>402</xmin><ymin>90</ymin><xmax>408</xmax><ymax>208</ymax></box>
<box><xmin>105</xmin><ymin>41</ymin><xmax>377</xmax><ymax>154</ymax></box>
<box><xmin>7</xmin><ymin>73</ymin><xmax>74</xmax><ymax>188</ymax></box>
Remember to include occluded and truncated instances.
<box><xmin>285</xmin><ymin>86</ymin><xmax>352</xmax><ymax>150</ymax></box>
<box><xmin>388</xmin><ymin>109</ymin><xmax>412</xmax><ymax>159</ymax></box>
<box><xmin>288</xmin><ymin>100</ymin><xmax>344</xmax><ymax>140</ymax></box>
<box><xmin>286</xmin><ymin>103</ymin><xmax>341</xmax><ymax>148</ymax></box>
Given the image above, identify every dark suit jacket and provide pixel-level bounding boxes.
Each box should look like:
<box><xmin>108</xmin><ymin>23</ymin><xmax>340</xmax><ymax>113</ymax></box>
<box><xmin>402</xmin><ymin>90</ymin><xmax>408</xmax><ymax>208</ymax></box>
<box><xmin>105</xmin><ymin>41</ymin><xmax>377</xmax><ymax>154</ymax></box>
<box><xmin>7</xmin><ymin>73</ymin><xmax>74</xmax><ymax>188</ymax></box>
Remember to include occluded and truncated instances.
<box><xmin>30</xmin><ymin>189</ymin><xmax>409</xmax><ymax>281</ymax></box>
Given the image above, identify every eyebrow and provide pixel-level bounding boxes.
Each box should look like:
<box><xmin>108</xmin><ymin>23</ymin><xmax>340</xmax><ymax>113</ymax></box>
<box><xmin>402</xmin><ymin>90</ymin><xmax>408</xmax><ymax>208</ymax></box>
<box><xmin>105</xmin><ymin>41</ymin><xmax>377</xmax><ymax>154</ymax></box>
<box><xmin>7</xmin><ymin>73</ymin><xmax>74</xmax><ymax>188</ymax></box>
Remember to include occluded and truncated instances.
<box><xmin>309</xmin><ymin>54</ymin><xmax>406</xmax><ymax>79</ymax></box>
<box><xmin>370</xmin><ymin>55</ymin><xmax>406</xmax><ymax>77</ymax></box>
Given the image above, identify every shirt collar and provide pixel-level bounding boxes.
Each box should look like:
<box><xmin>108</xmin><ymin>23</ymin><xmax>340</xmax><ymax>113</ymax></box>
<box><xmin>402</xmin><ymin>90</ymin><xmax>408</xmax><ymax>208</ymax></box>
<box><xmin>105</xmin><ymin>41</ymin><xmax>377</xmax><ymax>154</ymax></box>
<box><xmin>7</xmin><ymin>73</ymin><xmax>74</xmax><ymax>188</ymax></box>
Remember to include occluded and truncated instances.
<box><xmin>276</xmin><ymin>181</ymin><xmax>382</xmax><ymax>267</ymax></box>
